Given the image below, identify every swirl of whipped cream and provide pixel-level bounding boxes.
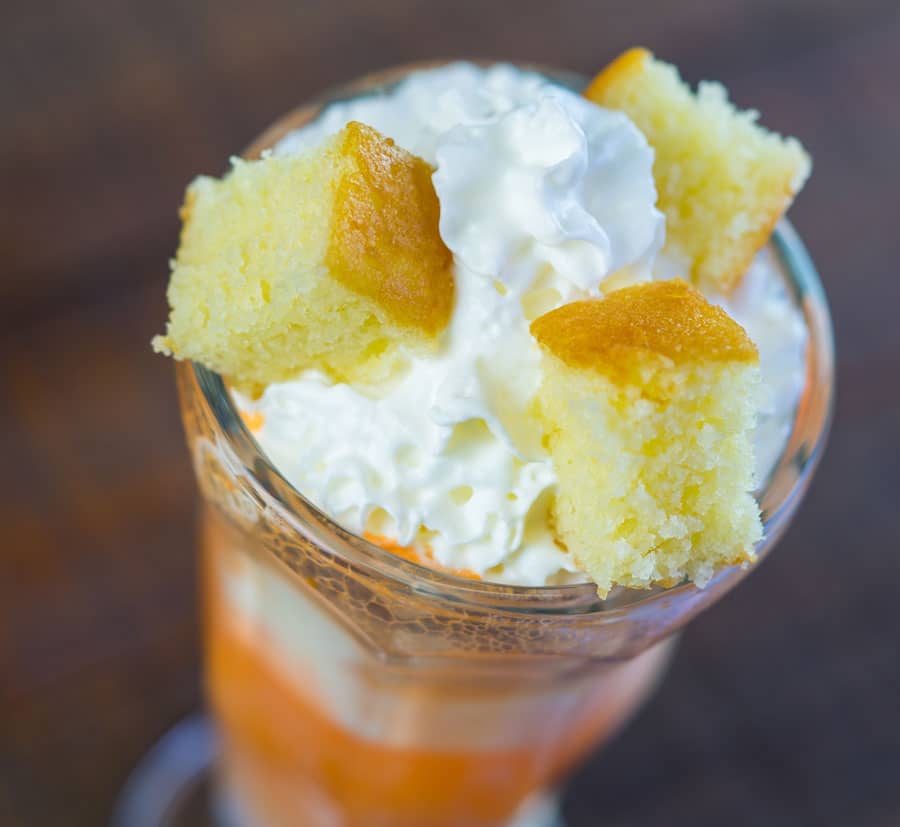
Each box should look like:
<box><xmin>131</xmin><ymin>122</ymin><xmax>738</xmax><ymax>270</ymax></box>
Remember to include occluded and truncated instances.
<box><xmin>434</xmin><ymin>91</ymin><xmax>663</xmax><ymax>292</ymax></box>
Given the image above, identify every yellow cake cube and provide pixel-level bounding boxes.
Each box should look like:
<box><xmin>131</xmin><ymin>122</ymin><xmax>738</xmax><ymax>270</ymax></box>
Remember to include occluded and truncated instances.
<box><xmin>153</xmin><ymin>121</ymin><xmax>454</xmax><ymax>391</ymax></box>
<box><xmin>585</xmin><ymin>48</ymin><xmax>811</xmax><ymax>294</ymax></box>
<box><xmin>531</xmin><ymin>279</ymin><xmax>762</xmax><ymax>596</ymax></box>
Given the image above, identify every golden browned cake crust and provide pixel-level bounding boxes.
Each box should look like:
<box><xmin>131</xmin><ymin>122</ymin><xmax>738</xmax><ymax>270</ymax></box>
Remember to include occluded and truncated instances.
<box><xmin>531</xmin><ymin>280</ymin><xmax>758</xmax><ymax>380</ymax></box>
<box><xmin>585</xmin><ymin>47</ymin><xmax>650</xmax><ymax>95</ymax></box>
<box><xmin>328</xmin><ymin>122</ymin><xmax>454</xmax><ymax>335</ymax></box>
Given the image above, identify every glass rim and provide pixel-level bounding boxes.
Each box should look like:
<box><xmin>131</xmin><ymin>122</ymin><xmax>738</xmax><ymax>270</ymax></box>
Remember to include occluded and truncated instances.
<box><xmin>186</xmin><ymin>61</ymin><xmax>835</xmax><ymax>619</ymax></box>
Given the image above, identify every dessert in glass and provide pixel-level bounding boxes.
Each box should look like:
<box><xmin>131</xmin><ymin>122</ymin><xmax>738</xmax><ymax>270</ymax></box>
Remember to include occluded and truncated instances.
<box><xmin>154</xmin><ymin>49</ymin><xmax>833</xmax><ymax>827</ymax></box>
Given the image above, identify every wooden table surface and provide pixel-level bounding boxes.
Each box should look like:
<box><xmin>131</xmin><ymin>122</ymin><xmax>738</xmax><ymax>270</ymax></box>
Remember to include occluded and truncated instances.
<box><xmin>2</xmin><ymin>1</ymin><xmax>899</xmax><ymax>825</ymax></box>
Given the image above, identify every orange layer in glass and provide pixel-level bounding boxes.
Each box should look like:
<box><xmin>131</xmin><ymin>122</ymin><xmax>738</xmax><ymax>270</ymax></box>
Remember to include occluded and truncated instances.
<box><xmin>204</xmin><ymin>531</ymin><xmax>662</xmax><ymax>827</ymax></box>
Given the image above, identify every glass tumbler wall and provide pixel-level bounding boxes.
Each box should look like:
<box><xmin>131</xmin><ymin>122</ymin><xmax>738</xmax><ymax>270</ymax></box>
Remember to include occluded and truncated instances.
<box><xmin>177</xmin><ymin>65</ymin><xmax>834</xmax><ymax>827</ymax></box>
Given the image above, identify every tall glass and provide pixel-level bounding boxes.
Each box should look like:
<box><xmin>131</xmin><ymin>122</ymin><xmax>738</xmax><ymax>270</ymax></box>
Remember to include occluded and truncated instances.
<box><xmin>178</xmin><ymin>63</ymin><xmax>834</xmax><ymax>827</ymax></box>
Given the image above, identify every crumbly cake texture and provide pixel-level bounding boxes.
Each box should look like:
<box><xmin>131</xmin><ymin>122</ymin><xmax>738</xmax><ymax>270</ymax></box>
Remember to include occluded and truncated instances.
<box><xmin>153</xmin><ymin>121</ymin><xmax>454</xmax><ymax>391</ymax></box>
<box><xmin>585</xmin><ymin>48</ymin><xmax>811</xmax><ymax>294</ymax></box>
<box><xmin>531</xmin><ymin>280</ymin><xmax>763</xmax><ymax>597</ymax></box>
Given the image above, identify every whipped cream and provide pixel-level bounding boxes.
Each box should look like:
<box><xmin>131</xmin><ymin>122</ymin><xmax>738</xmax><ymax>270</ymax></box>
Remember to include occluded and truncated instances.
<box><xmin>239</xmin><ymin>63</ymin><xmax>807</xmax><ymax>587</ymax></box>
<box><xmin>714</xmin><ymin>246</ymin><xmax>808</xmax><ymax>483</ymax></box>
<box><xmin>434</xmin><ymin>92</ymin><xmax>663</xmax><ymax>291</ymax></box>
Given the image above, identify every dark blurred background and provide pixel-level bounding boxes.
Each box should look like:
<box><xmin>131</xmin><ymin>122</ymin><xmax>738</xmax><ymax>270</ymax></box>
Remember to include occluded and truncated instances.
<box><xmin>2</xmin><ymin>1</ymin><xmax>899</xmax><ymax>825</ymax></box>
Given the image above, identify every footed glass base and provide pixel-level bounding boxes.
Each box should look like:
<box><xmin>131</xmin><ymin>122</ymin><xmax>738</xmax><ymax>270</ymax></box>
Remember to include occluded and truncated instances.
<box><xmin>112</xmin><ymin>717</ymin><xmax>567</xmax><ymax>827</ymax></box>
<box><xmin>111</xmin><ymin>716</ymin><xmax>217</xmax><ymax>827</ymax></box>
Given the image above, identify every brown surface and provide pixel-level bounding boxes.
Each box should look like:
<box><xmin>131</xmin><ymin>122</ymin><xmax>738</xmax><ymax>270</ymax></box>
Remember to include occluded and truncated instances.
<box><xmin>1</xmin><ymin>2</ymin><xmax>898</xmax><ymax>826</ymax></box>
